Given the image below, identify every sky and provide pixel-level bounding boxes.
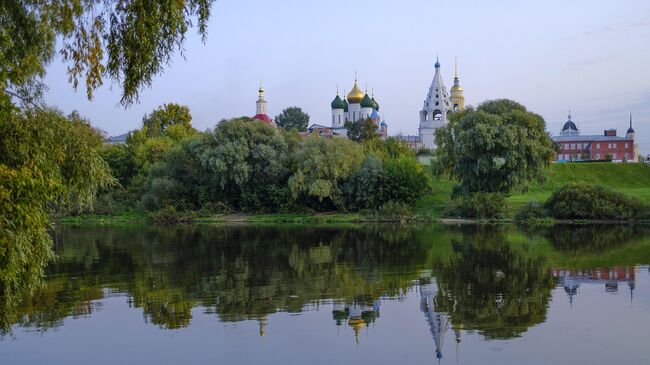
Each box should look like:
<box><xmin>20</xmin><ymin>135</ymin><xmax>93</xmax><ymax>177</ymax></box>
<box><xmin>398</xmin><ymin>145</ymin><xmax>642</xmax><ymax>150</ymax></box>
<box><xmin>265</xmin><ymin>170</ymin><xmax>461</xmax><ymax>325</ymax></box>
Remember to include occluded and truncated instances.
<box><xmin>43</xmin><ymin>0</ymin><xmax>650</xmax><ymax>155</ymax></box>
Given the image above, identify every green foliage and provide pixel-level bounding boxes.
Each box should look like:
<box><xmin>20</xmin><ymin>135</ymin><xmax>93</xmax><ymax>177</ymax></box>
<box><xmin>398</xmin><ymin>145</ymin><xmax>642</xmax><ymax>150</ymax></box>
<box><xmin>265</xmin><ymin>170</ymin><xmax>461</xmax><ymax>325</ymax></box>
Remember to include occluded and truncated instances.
<box><xmin>377</xmin><ymin>201</ymin><xmax>414</xmax><ymax>222</ymax></box>
<box><xmin>197</xmin><ymin>119</ymin><xmax>291</xmax><ymax>205</ymax></box>
<box><xmin>447</xmin><ymin>192</ymin><xmax>507</xmax><ymax>219</ymax></box>
<box><xmin>345</xmin><ymin>117</ymin><xmax>378</xmax><ymax>142</ymax></box>
<box><xmin>363</xmin><ymin>137</ymin><xmax>415</xmax><ymax>160</ymax></box>
<box><xmin>101</xmin><ymin>144</ymin><xmax>136</xmax><ymax>185</ymax></box>
<box><xmin>141</xmin><ymin>103</ymin><xmax>193</xmax><ymax>137</ymax></box>
<box><xmin>544</xmin><ymin>183</ymin><xmax>650</xmax><ymax>220</ymax></box>
<box><xmin>125</xmin><ymin>103</ymin><xmax>197</xmax><ymax>172</ymax></box>
<box><xmin>383</xmin><ymin>157</ymin><xmax>432</xmax><ymax>205</ymax></box>
<box><xmin>514</xmin><ymin>201</ymin><xmax>551</xmax><ymax>223</ymax></box>
<box><xmin>344</xmin><ymin>156</ymin><xmax>385</xmax><ymax>210</ymax></box>
<box><xmin>434</xmin><ymin>99</ymin><xmax>556</xmax><ymax>197</ymax></box>
<box><xmin>0</xmin><ymin>107</ymin><xmax>114</xmax><ymax>313</ymax></box>
<box><xmin>275</xmin><ymin>106</ymin><xmax>309</xmax><ymax>131</ymax></box>
<box><xmin>1</xmin><ymin>0</ymin><xmax>214</xmax><ymax>105</ymax></box>
<box><xmin>288</xmin><ymin>136</ymin><xmax>365</xmax><ymax>209</ymax></box>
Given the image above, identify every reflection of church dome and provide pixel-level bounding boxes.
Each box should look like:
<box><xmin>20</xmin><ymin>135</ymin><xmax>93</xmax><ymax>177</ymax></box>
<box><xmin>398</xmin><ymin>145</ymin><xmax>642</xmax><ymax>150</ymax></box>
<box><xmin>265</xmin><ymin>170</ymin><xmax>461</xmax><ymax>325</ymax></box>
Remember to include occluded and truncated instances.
<box><xmin>347</xmin><ymin>81</ymin><xmax>364</xmax><ymax>104</ymax></box>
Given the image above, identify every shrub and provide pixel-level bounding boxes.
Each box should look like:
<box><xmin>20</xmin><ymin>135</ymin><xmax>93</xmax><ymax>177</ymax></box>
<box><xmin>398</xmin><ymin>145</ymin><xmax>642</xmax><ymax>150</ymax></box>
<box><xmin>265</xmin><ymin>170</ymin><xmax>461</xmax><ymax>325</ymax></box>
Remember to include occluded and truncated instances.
<box><xmin>377</xmin><ymin>201</ymin><xmax>414</xmax><ymax>222</ymax></box>
<box><xmin>447</xmin><ymin>192</ymin><xmax>507</xmax><ymax>219</ymax></box>
<box><xmin>382</xmin><ymin>157</ymin><xmax>431</xmax><ymax>206</ymax></box>
<box><xmin>545</xmin><ymin>183</ymin><xmax>650</xmax><ymax>220</ymax></box>
<box><xmin>344</xmin><ymin>156</ymin><xmax>384</xmax><ymax>210</ymax></box>
<box><xmin>515</xmin><ymin>201</ymin><xmax>549</xmax><ymax>221</ymax></box>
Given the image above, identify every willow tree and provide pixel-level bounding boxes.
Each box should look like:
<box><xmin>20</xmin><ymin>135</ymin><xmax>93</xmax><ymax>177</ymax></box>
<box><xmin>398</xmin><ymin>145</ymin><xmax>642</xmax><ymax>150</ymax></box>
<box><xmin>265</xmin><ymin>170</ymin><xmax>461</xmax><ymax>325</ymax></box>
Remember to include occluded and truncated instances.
<box><xmin>434</xmin><ymin>99</ymin><xmax>556</xmax><ymax>197</ymax></box>
<box><xmin>0</xmin><ymin>0</ymin><xmax>215</xmax><ymax>321</ymax></box>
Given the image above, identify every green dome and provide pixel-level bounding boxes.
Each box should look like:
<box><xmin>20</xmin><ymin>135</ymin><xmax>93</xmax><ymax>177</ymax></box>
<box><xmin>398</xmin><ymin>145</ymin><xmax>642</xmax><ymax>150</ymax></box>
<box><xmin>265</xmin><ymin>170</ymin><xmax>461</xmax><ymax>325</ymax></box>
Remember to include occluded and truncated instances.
<box><xmin>331</xmin><ymin>94</ymin><xmax>345</xmax><ymax>110</ymax></box>
<box><xmin>360</xmin><ymin>93</ymin><xmax>374</xmax><ymax>108</ymax></box>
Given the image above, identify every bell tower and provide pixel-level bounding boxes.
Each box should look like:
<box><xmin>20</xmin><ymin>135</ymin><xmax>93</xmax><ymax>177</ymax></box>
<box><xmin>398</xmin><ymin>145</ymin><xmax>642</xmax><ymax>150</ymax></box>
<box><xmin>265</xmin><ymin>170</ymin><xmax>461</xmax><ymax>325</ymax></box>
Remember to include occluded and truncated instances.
<box><xmin>450</xmin><ymin>57</ymin><xmax>465</xmax><ymax>112</ymax></box>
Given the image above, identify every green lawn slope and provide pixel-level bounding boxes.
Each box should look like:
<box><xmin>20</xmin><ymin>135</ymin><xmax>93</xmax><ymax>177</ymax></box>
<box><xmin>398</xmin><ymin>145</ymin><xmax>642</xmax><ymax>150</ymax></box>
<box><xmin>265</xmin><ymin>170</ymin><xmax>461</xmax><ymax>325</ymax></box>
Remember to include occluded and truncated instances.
<box><xmin>419</xmin><ymin>162</ymin><xmax>650</xmax><ymax>218</ymax></box>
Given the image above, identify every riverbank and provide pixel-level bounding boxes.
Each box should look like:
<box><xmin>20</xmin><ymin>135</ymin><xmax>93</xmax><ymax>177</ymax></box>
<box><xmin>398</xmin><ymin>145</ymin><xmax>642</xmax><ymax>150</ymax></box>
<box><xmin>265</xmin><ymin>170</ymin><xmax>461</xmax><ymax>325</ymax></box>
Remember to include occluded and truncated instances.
<box><xmin>60</xmin><ymin>163</ymin><xmax>650</xmax><ymax>226</ymax></box>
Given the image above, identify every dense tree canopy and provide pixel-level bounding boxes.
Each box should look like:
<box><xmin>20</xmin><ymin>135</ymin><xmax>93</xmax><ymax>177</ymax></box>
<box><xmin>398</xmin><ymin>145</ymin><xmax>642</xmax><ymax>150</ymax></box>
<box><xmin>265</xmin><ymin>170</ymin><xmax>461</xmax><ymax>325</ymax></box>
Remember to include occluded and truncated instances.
<box><xmin>434</xmin><ymin>99</ymin><xmax>556</xmax><ymax>197</ymax></box>
<box><xmin>275</xmin><ymin>107</ymin><xmax>309</xmax><ymax>131</ymax></box>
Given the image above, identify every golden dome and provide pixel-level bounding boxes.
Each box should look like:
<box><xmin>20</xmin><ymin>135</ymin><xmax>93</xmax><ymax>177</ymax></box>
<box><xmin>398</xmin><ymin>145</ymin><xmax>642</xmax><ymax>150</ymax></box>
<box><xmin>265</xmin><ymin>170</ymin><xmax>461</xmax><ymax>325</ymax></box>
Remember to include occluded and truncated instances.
<box><xmin>347</xmin><ymin>81</ymin><xmax>364</xmax><ymax>104</ymax></box>
<box><xmin>450</xmin><ymin>84</ymin><xmax>463</xmax><ymax>92</ymax></box>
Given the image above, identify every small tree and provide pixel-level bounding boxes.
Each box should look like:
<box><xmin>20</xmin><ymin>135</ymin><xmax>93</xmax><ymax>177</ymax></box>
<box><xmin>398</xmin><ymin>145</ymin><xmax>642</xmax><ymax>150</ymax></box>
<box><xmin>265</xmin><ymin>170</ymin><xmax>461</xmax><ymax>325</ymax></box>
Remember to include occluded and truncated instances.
<box><xmin>275</xmin><ymin>107</ymin><xmax>310</xmax><ymax>131</ymax></box>
<box><xmin>345</xmin><ymin>118</ymin><xmax>378</xmax><ymax>142</ymax></box>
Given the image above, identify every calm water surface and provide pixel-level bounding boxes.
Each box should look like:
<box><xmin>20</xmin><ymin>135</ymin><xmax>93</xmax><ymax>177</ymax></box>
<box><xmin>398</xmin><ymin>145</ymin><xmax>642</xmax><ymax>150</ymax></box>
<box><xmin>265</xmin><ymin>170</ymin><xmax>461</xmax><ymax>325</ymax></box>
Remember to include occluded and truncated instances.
<box><xmin>2</xmin><ymin>224</ymin><xmax>650</xmax><ymax>364</ymax></box>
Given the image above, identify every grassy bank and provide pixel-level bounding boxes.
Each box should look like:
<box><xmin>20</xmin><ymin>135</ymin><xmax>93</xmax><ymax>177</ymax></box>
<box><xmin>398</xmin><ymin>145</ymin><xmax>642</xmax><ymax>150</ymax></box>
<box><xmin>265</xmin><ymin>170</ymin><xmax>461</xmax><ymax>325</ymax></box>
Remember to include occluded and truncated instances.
<box><xmin>416</xmin><ymin>162</ymin><xmax>650</xmax><ymax>219</ymax></box>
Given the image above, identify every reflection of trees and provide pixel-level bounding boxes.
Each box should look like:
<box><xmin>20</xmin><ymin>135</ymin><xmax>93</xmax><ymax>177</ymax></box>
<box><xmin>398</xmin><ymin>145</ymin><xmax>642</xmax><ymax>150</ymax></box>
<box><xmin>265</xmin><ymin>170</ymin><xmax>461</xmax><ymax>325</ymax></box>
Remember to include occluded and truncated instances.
<box><xmin>433</xmin><ymin>226</ymin><xmax>555</xmax><ymax>340</ymax></box>
<box><xmin>2</xmin><ymin>225</ymin><xmax>429</xmax><ymax>333</ymax></box>
<box><xmin>539</xmin><ymin>224</ymin><xmax>650</xmax><ymax>253</ymax></box>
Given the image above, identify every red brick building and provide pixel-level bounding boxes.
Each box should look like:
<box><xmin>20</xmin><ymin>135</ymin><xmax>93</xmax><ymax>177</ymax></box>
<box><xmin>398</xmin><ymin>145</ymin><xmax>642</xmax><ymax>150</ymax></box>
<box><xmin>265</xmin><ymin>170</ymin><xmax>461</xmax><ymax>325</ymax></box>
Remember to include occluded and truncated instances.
<box><xmin>552</xmin><ymin>113</ymin><xmax>638</xmax><ymax>162</ymax></box>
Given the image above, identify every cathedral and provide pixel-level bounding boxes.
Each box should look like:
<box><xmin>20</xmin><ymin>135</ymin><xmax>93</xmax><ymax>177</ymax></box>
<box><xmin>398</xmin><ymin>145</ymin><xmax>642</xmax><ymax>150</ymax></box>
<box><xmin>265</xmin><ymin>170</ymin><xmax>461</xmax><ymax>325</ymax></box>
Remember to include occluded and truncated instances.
<box><xmin>329</xmin><ymin>77</ymin><xmax>388</xmax><ymax>139</ymax></box>
<box><xmin>406</xmin><ymin>57</ymin><xmax>465</xmax><ymax>150</ymax></box>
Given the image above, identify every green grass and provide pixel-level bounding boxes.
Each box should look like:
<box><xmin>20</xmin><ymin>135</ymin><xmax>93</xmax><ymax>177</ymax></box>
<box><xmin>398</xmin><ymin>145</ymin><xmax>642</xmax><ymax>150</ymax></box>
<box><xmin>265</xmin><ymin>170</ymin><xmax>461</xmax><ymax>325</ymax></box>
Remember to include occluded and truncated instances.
<box><xmin>418</xmin><ymin>162</ymin><xmax>650</xmax><ymax>219</ymax></box>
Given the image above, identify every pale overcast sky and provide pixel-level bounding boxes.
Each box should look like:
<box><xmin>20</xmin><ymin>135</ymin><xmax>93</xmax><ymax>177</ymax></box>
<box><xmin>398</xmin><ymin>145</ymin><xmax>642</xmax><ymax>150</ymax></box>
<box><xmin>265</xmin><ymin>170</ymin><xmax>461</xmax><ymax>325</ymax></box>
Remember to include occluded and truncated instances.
<box><xmin>43</xmin><ymin>0</ymin><xmax>650</xmax><ymax>154</ymax></box>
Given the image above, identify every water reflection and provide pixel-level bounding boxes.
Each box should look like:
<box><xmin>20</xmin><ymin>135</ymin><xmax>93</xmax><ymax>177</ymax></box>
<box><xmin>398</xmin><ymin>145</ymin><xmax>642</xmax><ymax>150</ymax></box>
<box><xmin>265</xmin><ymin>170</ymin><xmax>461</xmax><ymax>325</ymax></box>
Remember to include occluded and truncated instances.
<box><xmin>1</xmin><ymin>223</ymin><xmax>649</xmax><ymax>355</ymax></box>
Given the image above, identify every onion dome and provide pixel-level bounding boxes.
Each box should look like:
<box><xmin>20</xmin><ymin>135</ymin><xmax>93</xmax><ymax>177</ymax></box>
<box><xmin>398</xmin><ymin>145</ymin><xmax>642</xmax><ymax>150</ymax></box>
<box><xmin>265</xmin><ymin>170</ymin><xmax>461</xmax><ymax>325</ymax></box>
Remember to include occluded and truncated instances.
<box><xmin>435</xmin><ymin>56</ymin><xmax>440</xmax><ymax>68</ymax></box>
<box><xmin>450</xmin><ymin>83</ymin><xmax>463</xmax><ymax>93</ymax></box>
<box><xmin>347</xmin><ymin>81</ymin><xmax>364</xmax><ymax>104</ymax></box>
<box><xmin>380</xmin><ymin>120</ymin><xmax>387</xmax><ymax>127</ymax></box>
<box><xmin>360</xmin><ymin>93</ymin><xmax>374</xmax><ymax>108</ymax></box>
<box><xmin>370</xmin><ymin>108</ymin><xmax>380</xmax><ymax>119</ymax></box>
<box><xmin>562</xmin><ymin>112</ymin><xmax>578</xmax><ymax>133</ymax></box>
<box><xmin>562</xmin><ymin>120</ymin><xmax>578</xmax><ymax>132</ymax></box>
<box><xmin>331</xmin><ymin>94</ymin><xmax>345</xmax><ymax>110</ymax></box>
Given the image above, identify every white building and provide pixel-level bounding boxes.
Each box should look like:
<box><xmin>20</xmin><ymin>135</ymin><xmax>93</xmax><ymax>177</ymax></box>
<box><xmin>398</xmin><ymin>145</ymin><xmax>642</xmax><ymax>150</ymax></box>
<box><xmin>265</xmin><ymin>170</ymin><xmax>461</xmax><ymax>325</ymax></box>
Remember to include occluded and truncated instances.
<box><xmin>415</xmin><ymin>57</ymin><xmax>465</xmax><ymax>150</ymax></box>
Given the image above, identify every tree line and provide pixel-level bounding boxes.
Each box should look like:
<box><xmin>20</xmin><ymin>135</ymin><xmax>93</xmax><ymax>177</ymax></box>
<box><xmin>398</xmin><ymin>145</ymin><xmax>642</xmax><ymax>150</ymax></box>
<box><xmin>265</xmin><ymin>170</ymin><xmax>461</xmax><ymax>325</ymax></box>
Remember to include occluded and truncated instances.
<box><xmin>99</xmin><ymin>103</ymin><xmax>432</xmax><ymax>217</ymax></box>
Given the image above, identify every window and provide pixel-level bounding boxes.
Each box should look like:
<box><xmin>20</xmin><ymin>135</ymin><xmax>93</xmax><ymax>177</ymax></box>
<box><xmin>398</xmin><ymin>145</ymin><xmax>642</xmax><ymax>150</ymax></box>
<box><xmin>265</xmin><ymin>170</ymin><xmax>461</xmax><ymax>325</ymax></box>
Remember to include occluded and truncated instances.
<box><xmin>338</xmin><ymin>115</ymin><xmax>341</xmax><ymax>123</ymax></box>
<box><xmin>564</xmin><ymin>144</ymin><xmax>569</xmax><ymax>150</ymax></box>
<box><xmin>596</xmin><ymin>153</ymin><xmax>601</xmax><ymax>159</ymax></box>
<box><xmin>332</xmin><ymin>115</ymin><xmax>335</xmax><ymax>124</ymax></box>
<box><xmin>613</xmin><ymin>143</ymin><xmax>617</xmax><ymax>148</ymax></box>
<box><xmin>584</xmin><ymin>143</ymin><xmax>589</xmax><ymax>149</ymax></box>
<box><xmin>608</xmin><ymin>143</ymin><xmax>612</xmax><ymax>149</ymax></box>
<box><xmin>613</xmin><ymin>153</ymin><xmax>617</xmax><ymax>160</ymax></box>
<box><xmin>571</xmin><ymin>144</ymin><xmax>575</xmax><ymax>149</ymax></box>
<box><xmin>435</xmin><ymin>101</ymin><xmax>439</xmax><ymax>106</ymax></box>
<box><xmin>625</xmin><ymin>143</ymin><xmax>629</xmax><ymax>148</ymax></box>
<box><xmin>596</xmin><ymin>143</ymin><xmax>600</xmax><ymax>149</ymax></box>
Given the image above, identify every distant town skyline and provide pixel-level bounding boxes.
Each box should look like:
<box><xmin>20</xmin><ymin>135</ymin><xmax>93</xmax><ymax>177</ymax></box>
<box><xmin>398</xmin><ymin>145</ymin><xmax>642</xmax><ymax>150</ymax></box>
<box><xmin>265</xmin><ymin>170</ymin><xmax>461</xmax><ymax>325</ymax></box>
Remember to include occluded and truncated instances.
<box><xmin>42</xmin><ymin>0</ymin><xmax>650</xmax><ymax>154</ymax></box>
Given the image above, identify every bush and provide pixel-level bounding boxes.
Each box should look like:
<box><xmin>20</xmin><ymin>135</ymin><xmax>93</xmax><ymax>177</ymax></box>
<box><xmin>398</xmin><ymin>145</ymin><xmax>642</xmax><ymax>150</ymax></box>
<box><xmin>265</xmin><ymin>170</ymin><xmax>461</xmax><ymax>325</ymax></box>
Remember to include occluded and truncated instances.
<box><xmin>515</xmin><ymin>201</ymin><xmax>549</xmax><ymax>221</ymax></box>
<box><xmin>377</xmin><ymin>201</ymin><xmax>414</xmax><ymax>222</ymax></box>
<box><xmin>344</xmin><ymin>156</ymin><xmax>384</xmax><ymax>210</ymax></box>
<box><xmin>382</xmin><ymin>157</ymin><xmax>431</xmax><ymax>206</ymax></box>
<box><xmin>447</xmin><ymin>192</ymin><xmax>507</xmax><ymax>219</ymax></box>
<box><xmin>545</xmin><ymin>183</ymin><xmax>650</xmax><ymax>220</ymax></box>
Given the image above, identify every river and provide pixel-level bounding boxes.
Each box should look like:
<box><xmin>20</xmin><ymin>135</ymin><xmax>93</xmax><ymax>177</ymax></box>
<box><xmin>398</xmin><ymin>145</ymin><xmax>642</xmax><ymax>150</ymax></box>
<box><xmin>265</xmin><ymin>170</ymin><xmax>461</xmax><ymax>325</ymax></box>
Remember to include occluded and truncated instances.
<box><xmin>1</xmin><ymin>224</ymin><xmax>649</xmax><ymax>364</ymax></box>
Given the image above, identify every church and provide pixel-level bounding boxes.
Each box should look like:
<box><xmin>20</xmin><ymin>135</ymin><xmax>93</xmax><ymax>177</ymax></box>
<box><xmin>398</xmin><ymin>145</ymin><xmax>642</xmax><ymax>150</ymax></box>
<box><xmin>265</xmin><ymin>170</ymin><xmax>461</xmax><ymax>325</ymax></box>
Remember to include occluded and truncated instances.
<box><xmin>399</xmin><ymin>57</ymin><xmax>465</xmax><ymax>150</ymax></box>
<box><xmin>329</xmin><ymin>77</ymin><xmax>388</xmax><ymax>139</ymax></box>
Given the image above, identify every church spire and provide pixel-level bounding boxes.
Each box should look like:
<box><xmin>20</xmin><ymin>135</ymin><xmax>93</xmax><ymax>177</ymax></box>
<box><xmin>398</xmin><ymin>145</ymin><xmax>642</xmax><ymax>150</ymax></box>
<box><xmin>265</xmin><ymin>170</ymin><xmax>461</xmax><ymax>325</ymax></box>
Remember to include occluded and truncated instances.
<box><xmin>627</xmin><ymin>113</ymin><xmax>635</xmax><ymax>134</ymax></box>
